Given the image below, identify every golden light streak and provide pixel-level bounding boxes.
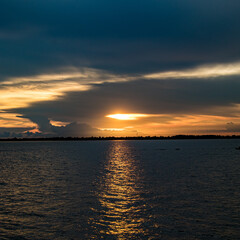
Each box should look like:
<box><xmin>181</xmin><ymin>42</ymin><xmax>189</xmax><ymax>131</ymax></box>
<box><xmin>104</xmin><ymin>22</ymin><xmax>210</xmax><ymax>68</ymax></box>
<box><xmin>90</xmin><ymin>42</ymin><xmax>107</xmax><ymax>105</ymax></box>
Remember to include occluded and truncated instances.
<box><xmin>99</xmin><ymin>128</ymin><xmax>125</xmax><ymax>131</ymax></box>
<box><xmin>50</xmin><ymin>120</ymin><xmax>70</xmax><ymax>127</ymax></box>
<box><xmin>24</xmin><ymin>128</ymin><xmax>40</xmax><ymax>134</ymax></box>
<box><xmin>131</xmin><ymin>113</ymin><xmax>240</xmax><ymax>136</ymax></box>
<box><xmin>3</xmin><ymin>68</ymin><xmax>132</xmax><ymax>85</ymax></box>
<box><xmin>0</xmin><ymin>113</ymin><xmax>37</xmax><ymax>128</ymax></box>
<box><xmin>145</xmin><ymin>62</ymin><xmax>240</xmax><ymax>79</ymax></box>
<box><xmin>91</xmin><ymin>141</ymin><xmax>145</xmax><ymax>237</ymax></box>
<box><xmin>0</xmin><ymin>77</ymin><xmax>90</xmax><ymax>110</ymax></box>
<box><xmin>106</xmin><ymin>113</ymin><xmax>151</xmax><ymax>120</ymax></box>
<box><xmin>102</xmin><ymin>112</ymin><xmax>240</xmax><ymax>136</ymax></box>
<box><xmin>4</xmin><ymin>72</ymin><xmax>86</xmax><ymax>84</ymax></box>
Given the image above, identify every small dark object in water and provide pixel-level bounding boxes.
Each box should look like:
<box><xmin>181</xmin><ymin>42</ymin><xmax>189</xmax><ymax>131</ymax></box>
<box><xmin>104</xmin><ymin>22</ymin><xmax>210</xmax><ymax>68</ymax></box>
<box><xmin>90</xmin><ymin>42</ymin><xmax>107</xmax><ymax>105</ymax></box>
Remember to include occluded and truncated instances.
<box><xmin>175</xmin><ymin>148</ymin><xmax>180</xmax><ymax>150</ymax></box>
<box><xmin>0</xmin><ymin>182</ymin><xmax>7</xmax><ymax>186</ymax></box>
<box><xmin>235</xmin><ymin>146</ymin><xmax>240</xmax><ymax>150</ymax></box>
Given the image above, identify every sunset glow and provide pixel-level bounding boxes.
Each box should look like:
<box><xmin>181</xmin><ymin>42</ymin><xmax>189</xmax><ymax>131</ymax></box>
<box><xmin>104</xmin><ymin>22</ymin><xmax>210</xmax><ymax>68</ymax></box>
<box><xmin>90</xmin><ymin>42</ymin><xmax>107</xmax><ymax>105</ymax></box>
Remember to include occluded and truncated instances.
<box><xmin>1</xmin><ymin>0</ymin><xmax>240</xmax><ymax>138</ymax></box>
<box><xmin>106</xmin><ymin>114</ymin><xmax>149</xmax><ymax>120</ymax></box>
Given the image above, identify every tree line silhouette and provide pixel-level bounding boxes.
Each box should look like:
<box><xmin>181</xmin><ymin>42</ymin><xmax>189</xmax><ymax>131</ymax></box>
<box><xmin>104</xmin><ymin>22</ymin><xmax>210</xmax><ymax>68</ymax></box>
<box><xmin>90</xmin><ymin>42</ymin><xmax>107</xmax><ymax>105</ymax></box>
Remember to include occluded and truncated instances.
<box><xmin>1</xmin><ymin>135</ymin><xmax>240</xmax><ymax>141</ymax></box>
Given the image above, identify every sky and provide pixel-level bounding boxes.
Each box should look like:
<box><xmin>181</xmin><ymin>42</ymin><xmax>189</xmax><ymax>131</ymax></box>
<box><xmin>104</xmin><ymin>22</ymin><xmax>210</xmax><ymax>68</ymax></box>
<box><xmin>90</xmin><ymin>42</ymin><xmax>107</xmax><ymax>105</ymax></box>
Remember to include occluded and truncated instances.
<box><xmin>1</xmin><ymin>0</ymin><xmax>240</xmax><ymax>137</ymax></box>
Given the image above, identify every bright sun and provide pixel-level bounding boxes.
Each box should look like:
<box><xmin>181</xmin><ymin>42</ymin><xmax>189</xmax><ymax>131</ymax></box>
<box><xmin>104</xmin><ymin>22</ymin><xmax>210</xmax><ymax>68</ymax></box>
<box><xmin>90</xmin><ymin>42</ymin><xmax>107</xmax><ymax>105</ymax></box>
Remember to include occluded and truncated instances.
<box><xmin>106</xmin><ymin>113</ymin><xmax>148</xmax><ymax>120</ymax></box>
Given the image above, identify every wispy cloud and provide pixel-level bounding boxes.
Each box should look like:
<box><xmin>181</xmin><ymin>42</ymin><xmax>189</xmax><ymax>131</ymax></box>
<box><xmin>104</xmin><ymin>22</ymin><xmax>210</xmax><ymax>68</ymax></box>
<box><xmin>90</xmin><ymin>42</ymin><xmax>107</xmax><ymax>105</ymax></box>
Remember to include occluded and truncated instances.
<box><xmin>144</xmin><ymin>62</ymin><xmax>240</xmax><ymax>79</ymax></box>
<box><xmin>0</xmin><ymin>68</ymin><xmax>131</xmax><ymax>111</ymax></box>
<box><xmin>0</xmin><ymin>112</ymin><xmax>36</xmax><ymax>128</ymax></box>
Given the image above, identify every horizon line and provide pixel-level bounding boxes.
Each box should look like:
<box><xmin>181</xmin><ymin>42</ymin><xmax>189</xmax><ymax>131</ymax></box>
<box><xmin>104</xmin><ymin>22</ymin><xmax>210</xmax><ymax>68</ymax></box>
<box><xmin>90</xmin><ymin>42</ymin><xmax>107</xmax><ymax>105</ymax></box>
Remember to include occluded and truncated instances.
<box><xmin>1</xmin><ymin>135</ymin><xmax>240</xmax><ymax>141</ymax></box>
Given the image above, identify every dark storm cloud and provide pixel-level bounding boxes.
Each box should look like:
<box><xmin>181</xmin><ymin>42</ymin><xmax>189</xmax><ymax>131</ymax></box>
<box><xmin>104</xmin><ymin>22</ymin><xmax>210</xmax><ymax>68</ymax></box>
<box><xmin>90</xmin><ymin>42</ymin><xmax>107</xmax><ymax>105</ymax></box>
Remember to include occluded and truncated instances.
<box><xmin>10</xmin><ymin>76</ymin><xmax>240</xmax><ymax>123</ymax></box>
<box><xmin>0</xmin><ymin>0</ymin><xmax>240</xmax><ymax>77</ymax></box>
<box><xmin>0</xmin><ymin>127</ymin><xmax>34</xmax><ymax>138</ymax></box>
<box><xmin>18</xmin><ymin>115</ymin><xmax>99</xmax><ymax>137</ymax></box>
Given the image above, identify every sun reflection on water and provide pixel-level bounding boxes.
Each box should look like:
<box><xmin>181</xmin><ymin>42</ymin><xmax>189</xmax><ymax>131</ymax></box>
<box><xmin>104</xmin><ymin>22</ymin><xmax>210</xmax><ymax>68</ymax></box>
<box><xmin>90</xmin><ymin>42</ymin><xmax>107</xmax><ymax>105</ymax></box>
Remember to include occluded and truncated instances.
<box><xmin>91</xmin><ymin>141</ymin><xmax>147</xmax><ymax>239</ymax></box>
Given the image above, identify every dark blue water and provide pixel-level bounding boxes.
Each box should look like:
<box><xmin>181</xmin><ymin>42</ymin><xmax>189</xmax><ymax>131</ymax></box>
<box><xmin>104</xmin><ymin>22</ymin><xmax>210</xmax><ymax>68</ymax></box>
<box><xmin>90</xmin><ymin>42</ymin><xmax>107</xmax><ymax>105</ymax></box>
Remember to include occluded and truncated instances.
<box><xmin>0</xmin><ymin>140</ymin><xmax>240</xmax><ymax>239</ymax></box>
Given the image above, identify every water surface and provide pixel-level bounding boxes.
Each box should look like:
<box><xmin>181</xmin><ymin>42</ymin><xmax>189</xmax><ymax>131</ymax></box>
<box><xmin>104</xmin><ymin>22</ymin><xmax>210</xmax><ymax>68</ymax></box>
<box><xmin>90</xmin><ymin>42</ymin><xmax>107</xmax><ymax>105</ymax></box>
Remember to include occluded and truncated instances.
<box><xmin>0</xmin><ymin>140</ymin><xmax>240</xmax><ymax>239</ymax></box>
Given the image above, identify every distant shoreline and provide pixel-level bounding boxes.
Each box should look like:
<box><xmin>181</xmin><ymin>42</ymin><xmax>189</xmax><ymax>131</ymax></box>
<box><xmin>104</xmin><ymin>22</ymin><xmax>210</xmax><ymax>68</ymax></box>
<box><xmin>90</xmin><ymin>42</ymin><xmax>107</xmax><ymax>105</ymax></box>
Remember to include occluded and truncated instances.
<box><xmin>1</xmin><ymin>135</ymin><xmax>240</xmax><ymax>141</ymax></box>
